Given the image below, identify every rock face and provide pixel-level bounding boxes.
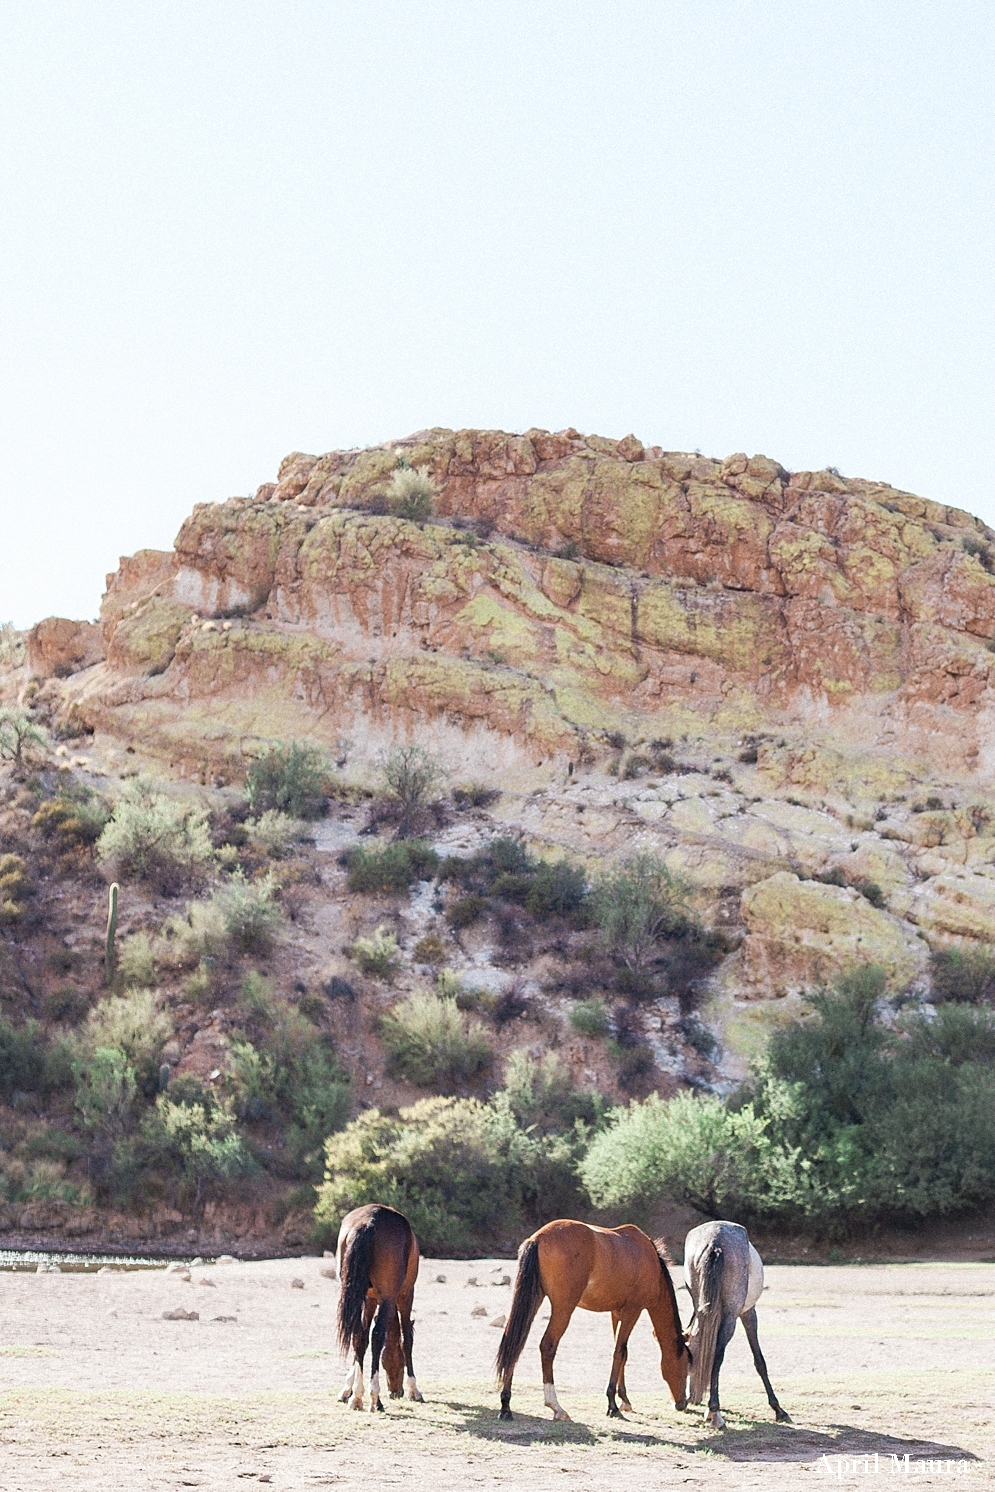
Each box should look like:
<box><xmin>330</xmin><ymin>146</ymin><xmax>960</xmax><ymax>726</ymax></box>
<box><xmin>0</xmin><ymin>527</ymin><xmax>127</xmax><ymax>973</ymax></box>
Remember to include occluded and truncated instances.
<box><xmin>57</xmin><ymin>428</ymin><xmax>995</xmax><ymax>776</ymax></box>
<box><xmin>26</xmin><ymin>617</ymin><xmax>105</xmax><ymax>679</ymax></box>
<box><xmin>46</xmin><ymin>427</ymin><xmax>995</xmax><ymax>997</ymax></box>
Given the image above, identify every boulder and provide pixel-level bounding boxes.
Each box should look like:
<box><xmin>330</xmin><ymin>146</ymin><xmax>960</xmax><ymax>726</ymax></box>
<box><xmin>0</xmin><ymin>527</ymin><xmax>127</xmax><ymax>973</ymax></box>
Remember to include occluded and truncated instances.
<box><xmin>26</xmin><ymin>618</ymin><xmax>105</xmax><ymax>679</ymax></box>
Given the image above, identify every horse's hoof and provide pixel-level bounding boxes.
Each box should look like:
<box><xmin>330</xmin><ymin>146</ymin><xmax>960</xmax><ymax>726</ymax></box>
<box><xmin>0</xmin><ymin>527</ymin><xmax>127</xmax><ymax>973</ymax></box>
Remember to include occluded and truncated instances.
<box><xmin>619</xmin><ymin>1400</ymin><xmax>633</xmax><ymax>1414</ymax></box>
<box><xmin>499</xmin><ymin>1409</ymin><xmax>513</xmax><ymax>1421</ymax></box>
<box><xmin>553</xmin><ymin>1409</ymin><xmax>571</xmax><ymax>1422</ymax></box>
<box><xmin>349</xmin><ymin>1398</ymin><xmax>364</xmax><ymax>1412</ymax></box>
<box><xmin>775</xmin><ymin>1408</ymin><xmax>793</xmax><ymax>1424</ymax></box>
<box><xmin>337</xmin><ymin>1390</ymin><xmax>351</xmax><ymax>1403</ymax></box>
<box><xmin>705</xmin><ymin>1410</ymin><xmax>725</xmax><ymax>1429</ymax></box>
<box><xmin>408</xmin><ymin>1390</ymin><xmax>424</xmax><ymax>1403</ymax></box>
<box><xmin>389</xmin><ymin>1390</ymin><xmax>403</xmax><ymax>1399</ymax></box>
<box><xmin>607</xmin><ymin>1405</ymin><xmax>624</xmax><ymax>1419</ymax></box>
<box><xmin>373</xmin><ymin>1400</ymin><xmax>385</xmax><ymax>1414</ymax></box>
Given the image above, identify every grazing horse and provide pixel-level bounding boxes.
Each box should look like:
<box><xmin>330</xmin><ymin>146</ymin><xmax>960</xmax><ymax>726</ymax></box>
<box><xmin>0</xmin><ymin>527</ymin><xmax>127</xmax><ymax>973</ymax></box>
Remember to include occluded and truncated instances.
<box><xmin>336</xmin><ymin>1203</ymin><xmax>424</xmax><ymax>1413</ymax></box>
<box><xmin>684</xmin><ymin>1220</ymin><xmax>790</xmax><ymax>1428</ymax></box>
<box><xmin>496</xmin><ymin>1218</ymin><xmax>689</xmax><ymax>1421</ymax></box>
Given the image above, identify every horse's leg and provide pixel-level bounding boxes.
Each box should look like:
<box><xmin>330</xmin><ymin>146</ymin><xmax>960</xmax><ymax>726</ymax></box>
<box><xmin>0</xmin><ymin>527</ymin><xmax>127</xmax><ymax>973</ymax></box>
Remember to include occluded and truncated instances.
<box><xmin>704</xmin><ymin>1311</ymin><xmax>738</xmax><ymax>1429</ymax></box>
<box><xmin>741</xmin><ymin>1308</ymin><xmax>791</xmax><ymax>1424</ymax></box>
<box><xmin>349</xmin><ymin>1304</ymin><xmax>374</xmax><ymax>1411</ymax></box>
<box><xmin>340</xmin><ymin>1298</ymin><xmax>375</xmax><ymax>1404</ymax></box>
<box><xmin>539</xmin><ymin>1301</ymin><xmax>578</xmax><ymax>1422</ymax></box>
<box><xmin>398</xmin><ymin>1283</ymin><xmax>423</xmax><ymax>1402</ymax></box>
<box><xmin>368</xmin><ymin>1296</ymin><xmax>396</xmax><ymax>1413</ymax></box>
<box><xmin>606</xmin><ymin>1309</ymin><xmax>640</xmax><ymax>1418</ymax></box>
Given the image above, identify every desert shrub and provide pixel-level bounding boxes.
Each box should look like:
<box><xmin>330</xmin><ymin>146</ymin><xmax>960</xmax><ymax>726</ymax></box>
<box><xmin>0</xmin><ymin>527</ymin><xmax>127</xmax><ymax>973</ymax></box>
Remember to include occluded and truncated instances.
<box><xmin>74</xmin><ymin>1047</ymin><xmax>139</xmax><ymax>1136</ymax></box>
<box><xmin>857</xmin><ymin>880</ymin><xmax>885</xmax><ymax>908</ymax></box>
<box><xmin>325</xmin><ymin>975</ymin><xmax>356</xmax><ymax>1001</ymax></box>
<box><xmin>32</xmin><ymin>795</ymin><xmax>109</xmax><ymax>847</ymax></box>
<box><xmin>246</xmin><ymin>741</ymin><xmax>330</xmax><ymax>819</ymax></box>
<box><xmin>351</xmin><ymin>926</ymin><xmax>399</xmax><ymax>980</ymax></box>
<box><xmin>140</xmin><ymin>1096</ymin><xmax>255</xmax><ymax>1201</ymax></box>
<box><xmin>376</xmin><ymin>744</ymin><xmax>446</xmax><ymax>835</ymax></box>
<box><xmin>79</xmin><ymin>990</ymin><xmax>173</xmax><ymax>1099</ymax></box>
<box><xmin>658</xmin><ymin>932</ymin><xmax>726</xmax><ymax>1013</ymax></box>
<box><xmin>412</xmin><ymin>934</ymin><xmax>446</xmax><ymax>965</ymax></box>
<box><xmin>0</xmin><ymin>853</ymin><xmax>32</xmax><ymax>922</ymax></box>
<box><xmin>315</xmin><ymin>1093</ymin><xmax>585</xmax><ymax>1255</ymax></box>
<box><xmin>962</xmin><ymin>535</ymin><xmax>995</xmax><ymax>573</ymax></box>
<box><xmin>96</xmin><ymin>779</ymin><xmax>213</xmax><ymax>885</ymax></box>
<box><xmin>43</xmin><ymin>987</ymin><xmax>91</xmax><ymax>1025</ymax></box>
<box><xmin>245</xmin><ymin>809</ymin><xmax>306</xmax><ymax>857</ymax></box>
<box><xmin>453</xmin><ymin>782</ymin><xmax>501</xmax><ymax>809</ymax></box>
<box><xmin>581</xmin><ymin>1090</ymin><xmax>799</xmax><ymax>1220</ymax></box>
<box><xmin>0</xmin><ymin>1016</ymin><xmax>50</xmax><ymax>1097</ymax></box>
<box><xmin>212</xmin><ymin>872</ymin><xmax>281</xmax><ymax>954</ymax></box>
<box><xmin>931</xmin><ymin>942</ymin><xmax>995</xmax><ymax>1004</ymax></box>
<box><xmin>116</xmin><ymin>932</ymin><xmax>157</xmax><ymax>989</ymax></box>
<box><xmin>226</xmin><ymin>987</ymin><xmax>350</xmax><ymax>1174</ymax></box>
<box><xmin>819</xmin><ymin>866</ymin><xmax>846</xmax><ymax>887</ymax></box>
<box><xmin>491</xmin><ymin>980</ymin><xmax>531</xmax><ymax>1027</ymax></box>
<box><xmin>501</xmin><ymin>1048</ymin><xmax>606</xmax><ymax>1134</ymax></box>
<box><xmin>570</xmin><ymin>997</ymin><xmax>610</xmax><ymax>1038</ymax></box>
<box><xmin>378</xmin><ymin>993</ymin><xmax>493</xmax><ymax>1089</ymax></box>
<box><xmin>446</xmin><ymin>893</ymin><xmax>487</xmax><ymax>930</ymax></box>
<box><xmin>675</xmin><ymin>1014</ymin><xmax>718</xmax><ymax>1061</ymax></box>
<box><xmin>523</xmin><ymin>861</ymin><xmax>587</xmax><ymax>920</ymax></box>
<box><xmin>385</xmin><ymin>464</ymin><xmax>436</xmax><ymax>523</ymax></box>
<box><xmin>590</xmin><ymin>854</ymin><xmax>690</xmax><ymax>973</ymax></box>
<box><xmin>345</xmin><ymin>839</ymin><xmax>439</xmax><ymax>893</ymax></box>
<box><xmin>0</xmin><ymin>709</ymin><xmax>46</xmax><ymax>768</ymax></box>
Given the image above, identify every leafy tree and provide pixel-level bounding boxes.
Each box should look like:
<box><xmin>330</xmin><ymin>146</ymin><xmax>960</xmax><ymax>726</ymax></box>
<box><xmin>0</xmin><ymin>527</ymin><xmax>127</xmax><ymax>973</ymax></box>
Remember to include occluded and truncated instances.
<box><xmin>246</xmin><ymin>741</ymin><xmax>329</xmax><ymax>819</ymax></box>
<box><xmin>0</xmin><ymin>709</ymin><xmax>46</xmax><ymax>768</ymax></box>
<box><xmin>590</xmin><ymin>853</ymin><xmax>690</xmax><ymax>973</ymax></box>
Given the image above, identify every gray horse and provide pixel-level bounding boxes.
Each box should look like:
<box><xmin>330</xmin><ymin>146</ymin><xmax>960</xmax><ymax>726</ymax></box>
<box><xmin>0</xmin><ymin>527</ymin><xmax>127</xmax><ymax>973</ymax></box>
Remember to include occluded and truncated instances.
<box><xmin>683</xmin><ymin>1220</ymin><xmax>790</xmax><ymax>1428</ymax></box>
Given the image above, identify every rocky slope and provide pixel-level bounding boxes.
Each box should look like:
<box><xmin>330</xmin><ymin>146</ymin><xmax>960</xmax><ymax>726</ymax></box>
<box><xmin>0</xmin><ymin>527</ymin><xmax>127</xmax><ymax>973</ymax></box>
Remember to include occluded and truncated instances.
<box><xmin>22</xmin><ymin>427</ymin><xmax>995</xmax><ymax>1010</ymax></box>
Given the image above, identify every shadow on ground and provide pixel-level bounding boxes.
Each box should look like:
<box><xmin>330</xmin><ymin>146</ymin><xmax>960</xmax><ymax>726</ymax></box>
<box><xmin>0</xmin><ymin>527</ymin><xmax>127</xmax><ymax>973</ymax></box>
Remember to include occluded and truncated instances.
<box><xmin>432</xmin><ymin>1399</ymin><xmax>978</xmax><ymax>1465</ymax></box>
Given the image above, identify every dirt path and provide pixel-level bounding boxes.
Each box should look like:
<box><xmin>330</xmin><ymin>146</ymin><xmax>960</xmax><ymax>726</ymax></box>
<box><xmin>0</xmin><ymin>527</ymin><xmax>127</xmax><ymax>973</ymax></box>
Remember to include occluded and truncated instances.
<box><xmin>1</xmin><ymin>1257</ymin><xmax>992</xmax><ymax>1490</ymax></box>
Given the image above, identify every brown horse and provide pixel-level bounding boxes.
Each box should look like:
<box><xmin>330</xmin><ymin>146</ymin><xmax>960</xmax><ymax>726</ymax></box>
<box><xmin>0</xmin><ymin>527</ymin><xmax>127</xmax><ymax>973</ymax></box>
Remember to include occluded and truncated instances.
<box><xmin>496</xmin><ymin>1219</ymin><xmax>690</xmax><ymax>1421</ymax></box>
<box><xmin>336</xmin><ymin>1203</ymin><xmax>424</xmax><ymax>1412</ymax></box>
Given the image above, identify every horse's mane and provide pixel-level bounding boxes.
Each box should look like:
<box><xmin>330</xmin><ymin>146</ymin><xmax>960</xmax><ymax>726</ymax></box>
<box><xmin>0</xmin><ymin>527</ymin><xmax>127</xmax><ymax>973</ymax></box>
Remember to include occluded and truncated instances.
<box><xmin>652</xmin><ymin>1236</ymin><xmax>686</xmax><ymax>1359</ymax></box>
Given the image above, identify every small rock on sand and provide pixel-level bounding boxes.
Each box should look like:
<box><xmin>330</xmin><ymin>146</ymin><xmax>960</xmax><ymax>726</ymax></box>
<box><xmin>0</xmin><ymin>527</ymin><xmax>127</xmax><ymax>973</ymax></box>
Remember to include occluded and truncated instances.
<box><xmin>291</xmin><ymin>1278</ymin><xmax>304</xmax><ymax>1289</ymax></box>
<box><xmin>320</xmin><ymin>1268</ymin><xmax>337</xmax><ymax>1280</ymax></box>
<box><xmin>212</xmin><ymin>1315</ymin><xmax>237</xmax><ymax>1323</ymax></box>
<box><xmin>198</xmin><ymin>1278</ymin><xmax>217</xmax><ymax>1287</ymax></box>
<box><xmin>162</xmin><ymin>1308</ymin><xmax>199</xmax><ymax>1321</ymax></box>
<box><xmin>490</xmin><ymin>1315</ymin><xmax>506</xmax><ymax>1328</ymax></box>
<box><xmin>435</xmin><ymin>1274</ymin><xmax>446</xmax><ymax>1284</ymax></box>
<box><xmin>471</xmin><ymin>1305</ymin><xmax>487</xmax><ymax>1318</ymax></box>
<box><xmin>35</xmin><ymin>1263</ymin><xmax>61</xmax><ymax>1274</ymax></box>
<box><xmin>493</xmin><ymin>1275</ymin><xmax>511</xmax><ymax>1286</ymax></box>
<box><xmin>216</xmin><ymin>1255</ymin><xmax>238</xmax><ymax>1265</ymax></box>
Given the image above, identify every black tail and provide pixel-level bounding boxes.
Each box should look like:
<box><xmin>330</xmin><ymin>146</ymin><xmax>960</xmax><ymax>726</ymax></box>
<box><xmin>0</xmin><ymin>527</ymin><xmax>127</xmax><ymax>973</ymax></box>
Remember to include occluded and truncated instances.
<box><xmin>495</xmin><ymin>1238</ymin><xmax>544</xmax><ymax>1382</ymax></box>
<box><xmin>689</xmin><ymin>1243</ymin><xmax>724</xmax><ymax>1404</ymax></box>
<box><xmin>337</xmin><ymin>1215</ymin><xmax>377</xmax><ymax>1356</ymax></box>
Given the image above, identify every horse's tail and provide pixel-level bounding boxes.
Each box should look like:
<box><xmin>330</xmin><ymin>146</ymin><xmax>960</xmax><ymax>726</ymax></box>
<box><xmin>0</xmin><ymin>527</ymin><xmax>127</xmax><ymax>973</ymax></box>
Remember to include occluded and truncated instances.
<box><xmin>688</xmin><ymin>1243</ymin><xmax>724</xmax><ymax>1404</ymax></box>
<box><xmin>495</xmin><ymin>1237</ymin><xmax>544</xmax><ymax>1383</ymax></box>
<box><xmin>337</xmin><ymin>1214</ymin><xmax>377</xmax><ymax>1356</ymax></box>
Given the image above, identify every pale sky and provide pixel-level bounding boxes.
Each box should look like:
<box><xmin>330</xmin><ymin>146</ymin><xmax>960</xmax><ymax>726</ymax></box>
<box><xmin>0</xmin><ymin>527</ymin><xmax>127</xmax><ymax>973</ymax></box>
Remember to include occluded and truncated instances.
<box><xmin>2</xmin><ymin>1</ymin><xmax>993</xmax><ymax>628</ymax></box>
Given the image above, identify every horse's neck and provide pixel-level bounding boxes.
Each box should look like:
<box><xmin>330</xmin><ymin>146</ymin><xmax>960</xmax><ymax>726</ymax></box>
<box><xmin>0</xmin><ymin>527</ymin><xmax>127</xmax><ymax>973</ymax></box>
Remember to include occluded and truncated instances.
<box><xmin>648</xmin><ymin>1280</ymin><xmax>681</xmax><ymax>1343</ymax></box>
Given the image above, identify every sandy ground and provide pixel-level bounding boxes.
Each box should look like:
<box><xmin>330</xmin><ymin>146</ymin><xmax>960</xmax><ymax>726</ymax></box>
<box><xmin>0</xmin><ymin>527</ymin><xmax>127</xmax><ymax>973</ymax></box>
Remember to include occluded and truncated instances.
<box><xmin>0</xmin><ymin>1255</ymin><xmax>992</xmax><ymax>1491</ymax></box>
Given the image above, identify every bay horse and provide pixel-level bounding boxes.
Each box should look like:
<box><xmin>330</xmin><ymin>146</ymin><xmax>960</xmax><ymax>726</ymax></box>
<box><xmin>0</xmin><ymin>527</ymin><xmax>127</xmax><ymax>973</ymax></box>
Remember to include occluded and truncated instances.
<box><xmin>684</xmin><ymin>1220</ymin><xmax>790</xmax><ymax>1428</ymax></box>
<box><xmin>495</xmin><ymin>1218</ymin><xmax>689</xmax><ymax>1421</ymax></box>
<box><xmin>336</xmin><ymin>1203</ymin><xmax>424</xmax><ymax>1412</ymax></box>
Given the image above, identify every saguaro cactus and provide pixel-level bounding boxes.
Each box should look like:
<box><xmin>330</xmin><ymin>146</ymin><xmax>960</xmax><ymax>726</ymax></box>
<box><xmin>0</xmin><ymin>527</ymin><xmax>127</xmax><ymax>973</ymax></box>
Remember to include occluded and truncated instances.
<box><xmin>105</xmin><ymin>881</ymin><xmax>119</xmax><ymax>986</ymax></box>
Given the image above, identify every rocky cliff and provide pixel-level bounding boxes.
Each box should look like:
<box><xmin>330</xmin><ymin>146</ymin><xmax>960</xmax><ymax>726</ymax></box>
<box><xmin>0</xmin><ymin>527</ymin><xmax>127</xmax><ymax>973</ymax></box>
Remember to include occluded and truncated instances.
<box><xmin>29</xmin><ymin>428</ymin><xmax>995</xmax><ymax>1013</ymax></box>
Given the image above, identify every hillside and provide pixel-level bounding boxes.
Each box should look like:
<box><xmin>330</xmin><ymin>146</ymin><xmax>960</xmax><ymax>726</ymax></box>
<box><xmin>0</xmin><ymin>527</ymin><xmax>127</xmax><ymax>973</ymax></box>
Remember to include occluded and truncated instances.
<box><xmin>3</xmin><ymin>427</ymin><xmax>995</xmax><ymax>1255</ymax></box>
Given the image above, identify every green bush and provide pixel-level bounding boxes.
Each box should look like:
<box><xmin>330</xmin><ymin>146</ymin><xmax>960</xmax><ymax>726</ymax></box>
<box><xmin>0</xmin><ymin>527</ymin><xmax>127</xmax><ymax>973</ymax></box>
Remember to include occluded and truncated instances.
<box><xmin>580</xmin><ymin>1090</ymin><xmax>800</xmax><ymax>1221</ymax></box>
<box><xmin>225</xmin><ymin>982</ymin><xmax>350</xmax><ymax>1176</ymax></box>
<box><xmin>31</xmin><ymin>795</ymin><xmax>109</xmax><ymax>847</ymax></box>
<box><xmin>384</xmin><ymin>465</ymin><xmax>436</xmax><ymax>523</ymax></box>
<box><xmin>446</xmin><ymin>893</ymin><xmax>487</xmax><ymax>929</ymax></box>
<box><xmin>345</xmin><ymin>840</ymin><xmax>439</xmax><ymax>893</ymax></box>
<box><xmin>0</xmin><ymin>709</ymin><xmax>46</xmax><ymax>768</ymax></box>
<box><xmin>375</xmin><ymin>743</ymin><xmax>446</xmax><ymax>834</ymax></box>
<box><xmin>116</xmin><ymin>932</ymin><xmax>156</xmax><ymax>989</ymax></box>
<box><xmin>245</xmin><ymin>810</ymin><xmax>305</xmax><ymax>858</ymax></box>
<box><xmin>590</xmin><ymin>853</ymin><xmax>690</xmax><ymax>972</ymax></box>
<box><xmin>378</xmin><ymin>993</ymin><xmax>493</xmax><ymax>1088</ymax></box>
<box><xmin>0</xmin><ymin>1015</ymin><xmax>50</xmax><ymax>1097</ymax></box>
<box><xmin>931</xmin><ymin>942</ymin><xmax>995</xmax><ymax>1003</ymax></box>
<box><xmin>79</xmin><ymin>990</ymin><xmax>173</xmax><ymax>1099</ymax></box>
<box><xmin>315</xmin><ymin>1093</ymin><xmax>587</xmax><ymax>1255</ymax></box>
<box><xmin>140</xmin><ymin>1095</ymin><xmax>256</xmax><ymax>1202</ymax></box>
<box><xmin>501</xmin><ymin>1048</ymin><xmax>606</xmax><ymax>1134</ymax></box>
<box><xmin>350</xmin><ymin>926</ymin><xmax>399</xmax><ymax>980</ymax></box>
<box><xmin>246</xmin><ymin>741</ymin><xmax>330</xmax><ymax>819</ymax></box>
<box><xmin>858</xmin><ymin>879</ymin><xmax>885</xmax><ymax>908</ymax></box>
<box><xmin>74</xmin><ymin>1047</ymin><xmax>139</xmax><ymax>1137</ymax></box>
<box><xmin>43</xmin><ymin>987</ymin><xmax>92</xmax><ymax>1025</ymax></box>
<box><xmin>162</xmin><ymin>873</ymin><xmax>281</xmax><ymax>967</ymax></box>
<box><xmin>96</xmin><ymin>779</ymin><xmax>213</xmax><ymax>884</ymax></box>
<box><xmin>570</xmin><ymin>997</ymin><xmax>610</xmax><ymax>1038</ymax></box>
